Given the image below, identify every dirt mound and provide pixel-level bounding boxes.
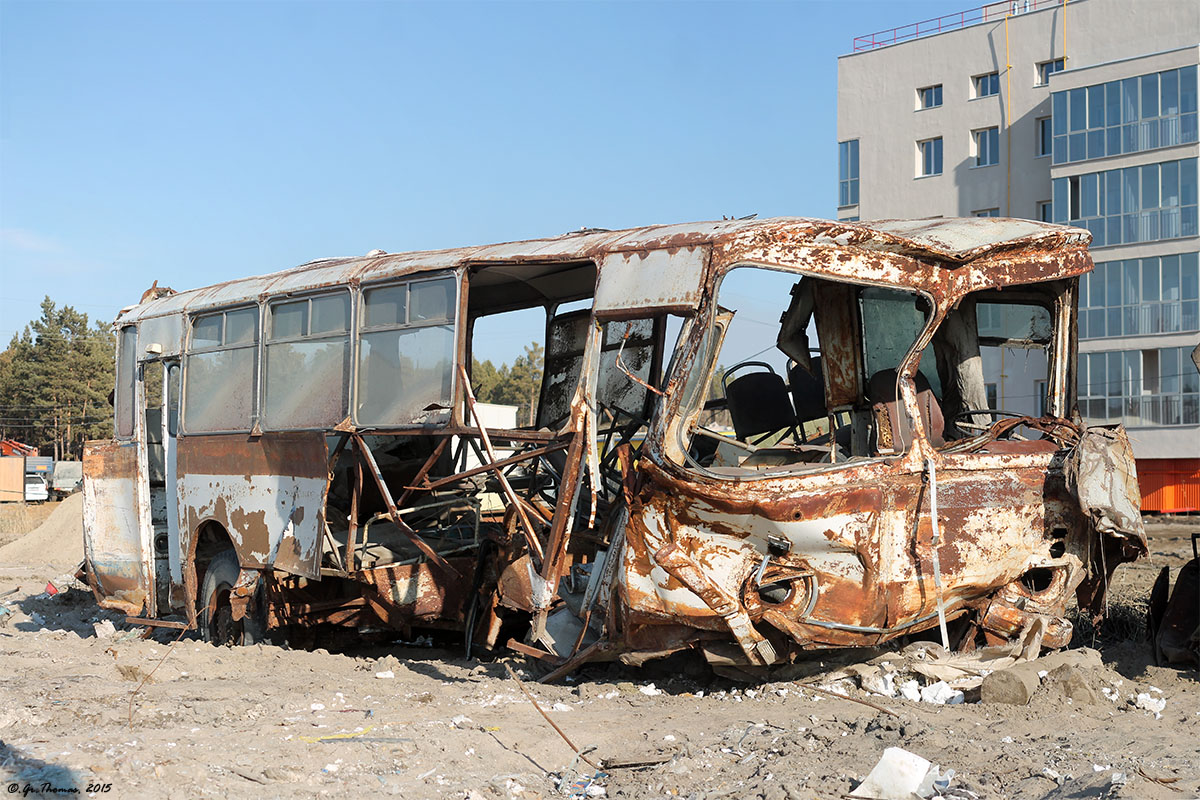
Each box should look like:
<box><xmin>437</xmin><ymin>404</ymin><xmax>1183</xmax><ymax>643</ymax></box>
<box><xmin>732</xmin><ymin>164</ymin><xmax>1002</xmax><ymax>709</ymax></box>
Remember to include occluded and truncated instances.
<box><xmin>0</xmin><ymin>492</ymin><xmax>84</xmax><ymax>567</ymax></box>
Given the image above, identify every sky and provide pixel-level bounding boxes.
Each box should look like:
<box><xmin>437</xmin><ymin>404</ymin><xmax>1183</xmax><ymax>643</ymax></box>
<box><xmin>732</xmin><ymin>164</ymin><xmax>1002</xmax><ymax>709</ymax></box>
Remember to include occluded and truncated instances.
<box><xmin>1</xmin><ymin>0</ymin><xmax>971</xmax><ymax>365</ymax></box>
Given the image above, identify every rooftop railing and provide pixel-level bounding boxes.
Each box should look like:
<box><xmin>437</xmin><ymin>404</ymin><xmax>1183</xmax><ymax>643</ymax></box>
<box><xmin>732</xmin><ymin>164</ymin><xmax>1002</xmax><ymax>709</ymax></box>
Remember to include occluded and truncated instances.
<box><xmin>852</xmin><ymin>0</ymin><xmax>1068</xmax><ymax>52</ymax></box>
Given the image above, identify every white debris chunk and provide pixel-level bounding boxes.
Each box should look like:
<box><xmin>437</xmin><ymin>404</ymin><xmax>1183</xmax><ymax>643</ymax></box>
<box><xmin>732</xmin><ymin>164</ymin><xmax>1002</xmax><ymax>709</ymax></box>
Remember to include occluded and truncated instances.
<box><xmin>919</xmin><ymin>681</ymin><xmax>964</xmax><ymax>705</ymax></box>
<box><xmin>850</xmin><ymin>746</ymin><xmax>954</xmax><ymax>800</ymax></box>
<box><xmin>1134</xmin><ymin>692</ymin><xmax>1166</xmax><ymax>717</ymax></box>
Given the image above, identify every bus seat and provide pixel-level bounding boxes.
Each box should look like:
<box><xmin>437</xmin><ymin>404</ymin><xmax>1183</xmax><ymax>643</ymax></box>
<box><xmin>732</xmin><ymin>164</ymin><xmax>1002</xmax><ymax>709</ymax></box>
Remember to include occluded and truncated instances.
<box><xmin>723</xmin><ymin>362</ymin><xmax>798</xmax><ymax>445</ymax></box>
<box><xmin>788</xmin><ymin>357</ymin><xmax>827</xmax><ymax>433</ymax></box>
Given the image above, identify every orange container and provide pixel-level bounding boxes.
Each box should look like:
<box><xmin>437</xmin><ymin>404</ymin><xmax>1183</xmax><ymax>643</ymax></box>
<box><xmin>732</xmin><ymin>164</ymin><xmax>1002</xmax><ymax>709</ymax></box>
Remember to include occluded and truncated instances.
<box><xmin>1137</xmin><ymin>458</ymin><xmax>1200</xmax><ymax>513</ymax></box>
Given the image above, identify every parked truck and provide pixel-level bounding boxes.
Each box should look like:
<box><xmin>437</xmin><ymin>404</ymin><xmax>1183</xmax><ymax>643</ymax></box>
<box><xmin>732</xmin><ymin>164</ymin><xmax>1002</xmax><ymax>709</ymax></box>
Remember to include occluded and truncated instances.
<box><xmin>50</xmin><ymin>461</ymin><xmax>84</xmax><ymax>501</ymax></box>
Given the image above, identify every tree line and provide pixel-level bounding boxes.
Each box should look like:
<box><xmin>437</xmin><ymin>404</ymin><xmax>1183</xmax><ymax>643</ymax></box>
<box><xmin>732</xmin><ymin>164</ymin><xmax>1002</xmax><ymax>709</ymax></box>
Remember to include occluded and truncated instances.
<box><xmin>0</xmin><ymin>297</ymin><xmax>116</xmax><ymax>459</ymax></box>
<box><xmin>470</xmin><ymin>342</ymin><xmax>544</xmax><ymax>427</ymax></box>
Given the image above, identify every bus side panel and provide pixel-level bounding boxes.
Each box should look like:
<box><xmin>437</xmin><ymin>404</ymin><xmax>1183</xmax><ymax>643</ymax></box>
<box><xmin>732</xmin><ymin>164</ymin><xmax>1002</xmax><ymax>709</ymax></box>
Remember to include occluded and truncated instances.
<box><xmin>82</xmin><ymin>439</ymin><xmax>150</xmax><ymax>615</ymax></box>
<box><xmin>177</xmin><ymin>432</ymin><xmax>328</xmax><ymax>579</ymax></box>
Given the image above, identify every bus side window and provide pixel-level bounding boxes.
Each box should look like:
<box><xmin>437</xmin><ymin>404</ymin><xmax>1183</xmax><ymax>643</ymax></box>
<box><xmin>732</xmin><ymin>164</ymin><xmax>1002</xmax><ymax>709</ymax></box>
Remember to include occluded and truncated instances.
<box><xmin>356</xmin><ymin>275</ymin><xmax>458</xmax><ymax>427</ymax></box>
<box><xmin>184</xmin><ymin>307</ymin><xmax>259</xmax><ymax>433</ymax></box>
<box><xmin>115</xmin><ymin>326</ymin><xmax>137</xmax><ymax>438</ymax></box>
<box><xmin>263</xmin><ymin>292</ymin><xmax>351</xmax><ymax>430</ymax></box>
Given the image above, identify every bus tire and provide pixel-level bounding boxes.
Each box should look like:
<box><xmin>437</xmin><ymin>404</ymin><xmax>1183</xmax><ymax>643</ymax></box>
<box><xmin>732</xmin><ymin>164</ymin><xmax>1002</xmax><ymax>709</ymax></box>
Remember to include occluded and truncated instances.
<box><xmin>200</xmin><ymin>550</ymin><xmax>258</xmax><ymax>646</ymax></box>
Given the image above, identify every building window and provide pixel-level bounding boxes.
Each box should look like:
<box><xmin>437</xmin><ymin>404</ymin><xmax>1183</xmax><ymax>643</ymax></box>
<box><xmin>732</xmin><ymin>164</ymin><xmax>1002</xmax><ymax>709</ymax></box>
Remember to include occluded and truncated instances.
<box><xmin>1038</xmin><ymin>58</ymin><xmax>1066</xmax><ymax>86</ymax></box>
<box><xmin>1078</xmin><ymin>252</ymin><xmax>1199</xmax><ymax>339</ymax></box>
<box><xmin>985</xmin><ymin>382</ymin><xmax>998</xmax><ymax>408</ymax></box>
<box><xmin>1036</xmin><ymin>380</ymin><xmax>1049</xmax><ymax>417</ymax></box>
<box><xmin>918</xmin><ymin>84</ymin><xmax>943</xmax><ymax>109</ymax></box>
<box><xmin>1037</xmin><ymin>116</ymin><xmax>1053</xmax><ymax>157</ymax></box>
<box><xmin>973</xmin><ymin>71</ymin><xmax>1000</xmax><ymax>98</ymax></box>
<box><xmin>838</xmin><ymin>139</ymin><xmax>859</xmax><ymax>208</ymax></box>
<box><xmin>1038</xmin><ymin>200</ymin><xmax>1053</xmax><ymax>222</ymax></box>
<box><xmin>918</xmin><ymin>137</ymin><xmax>943</xmax><ymax>177</ymax></box>
<box><xmin>1051</xmin><ymin>65</ymin><xmax>1198</xmax><ymax>165</ymax></box>
<box><xmin>974</xmin><ymin>208</ymin><xmax>1000</xmax><ymax>217</ymax></box>
<box><xmin>1079</xmin><ymin>346</ymin><xmax>1199</xmax><ymax>426</ymax></box>
<box><xmin>1052</xmin><ymin>157</ymin><xmax>1198</xmax><ymax>246</ymax></box>
<box><xmin>974</xmin><ymin>127</ymin><xmax>1000</xmax><ymax>167</ymax></box>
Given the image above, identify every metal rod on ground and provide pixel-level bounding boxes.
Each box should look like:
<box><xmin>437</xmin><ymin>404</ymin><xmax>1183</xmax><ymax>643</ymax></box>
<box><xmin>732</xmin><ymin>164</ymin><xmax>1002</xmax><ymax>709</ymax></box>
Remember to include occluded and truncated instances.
<box><xmin>503</xmin><ymin>663</ymin><xmax>601</xmax><ymax>770</ymax></box>
<box><xmin>927</xmin><ymin>457</ymin><xmax>951</xmax><ymax>650</ymax></box>
<box><xmin>797</xmin><ymin>682</ymin><xmax>900</xmax><ymax>718</ymax></box>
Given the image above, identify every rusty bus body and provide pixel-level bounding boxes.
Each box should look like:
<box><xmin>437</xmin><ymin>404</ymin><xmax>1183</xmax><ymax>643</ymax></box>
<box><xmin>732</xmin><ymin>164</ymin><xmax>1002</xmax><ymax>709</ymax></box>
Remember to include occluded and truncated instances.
<box><xmin>82</xmin><ymin>217</ymin><xmax>1146</xmax><ymax>675</ymax></box>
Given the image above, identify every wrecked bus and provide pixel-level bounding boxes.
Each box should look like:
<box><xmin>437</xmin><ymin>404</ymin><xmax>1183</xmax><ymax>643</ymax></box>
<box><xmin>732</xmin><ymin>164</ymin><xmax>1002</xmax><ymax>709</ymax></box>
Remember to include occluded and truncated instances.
<box><xmin>81</xmin><ymin>217</ymin><xmax>1146</xmax><ymax>677</ymax></box>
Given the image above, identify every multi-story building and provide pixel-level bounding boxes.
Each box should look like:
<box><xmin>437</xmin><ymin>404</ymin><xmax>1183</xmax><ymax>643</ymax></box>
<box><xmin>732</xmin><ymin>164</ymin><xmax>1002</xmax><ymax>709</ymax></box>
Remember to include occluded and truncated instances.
<box><xmin>837</xmin><ymin>0</ymin><xmax>1199</xmax><ymax>511</ymax></box>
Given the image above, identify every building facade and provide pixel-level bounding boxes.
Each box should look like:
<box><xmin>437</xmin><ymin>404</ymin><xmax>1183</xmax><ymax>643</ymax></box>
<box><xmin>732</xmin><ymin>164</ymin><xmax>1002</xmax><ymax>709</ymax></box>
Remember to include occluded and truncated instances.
<box><xmin>837</xmin><ymin>0</ymin><xmax>1199</xmax><ymax>511</ymax></box>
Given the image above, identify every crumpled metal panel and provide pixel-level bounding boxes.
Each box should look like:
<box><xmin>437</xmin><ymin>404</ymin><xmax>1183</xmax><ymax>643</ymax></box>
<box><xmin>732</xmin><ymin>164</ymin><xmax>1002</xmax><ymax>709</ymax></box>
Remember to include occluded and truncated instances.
<box><xmin>862</xmin><ymin>217</ymin><xmax>1090</xmax><ymax>261</ymax></box>
<box><xmin>618</xmin><ymin>435</ymin><xmax>1111</xmax><ymax>654</ymax></box>
<box><xmin>1065</xmin><ymin>426</ymin><xmax>1147</xmax><ymax>552</ymax></box>
<box><xmin>82</xmin><ymin>439</ymin><xmax>149</xmax><ymax>615</ymax></box>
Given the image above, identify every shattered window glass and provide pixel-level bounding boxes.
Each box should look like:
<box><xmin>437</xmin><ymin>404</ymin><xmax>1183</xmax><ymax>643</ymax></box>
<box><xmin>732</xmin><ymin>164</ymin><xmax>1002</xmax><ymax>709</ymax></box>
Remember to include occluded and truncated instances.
<box><xmin>977</xmin><ymin>303</ymin><xmax>1052</xmax><ymax>345</ymax></box>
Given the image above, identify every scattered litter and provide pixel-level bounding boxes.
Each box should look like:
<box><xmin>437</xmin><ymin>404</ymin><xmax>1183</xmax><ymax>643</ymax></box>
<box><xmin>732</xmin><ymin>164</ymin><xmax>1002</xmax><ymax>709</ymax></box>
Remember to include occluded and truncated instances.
<box><xmin>375</xmin><ymin>670</ymin><xmax>394</xmax><ymax>679</ymax></box>
<box><xmin>311</xmin><ymin>703</ymin><xmax>326</xmax><ymax>711</ymax></box>
<box><xmin>300</xmin><ymin>726</ymin><xmax>376</xmax><ymax>744</ymax></box>
<box><xmin>899</xmin><ymin>680</ymin><xmax>921</xmax><ymax>702</ymax></box>
<box><xmin>451</xmin><ymin>714</ymin><xmax>473</xmax><ymax>727</ymax></box>
<box><xmin>93</xmin><ymin>619</ymin><xmax>116</xmax><ymax>638</ymax></box>
<box><xmin>849</xmin><ymin>746</ymin><xmax>956</xmax><ymax>799</ymax></box>
<box><xmin>551</xmin><ymin>703</ymin><xmax>573</xmax><ymax>712</ymax></box>
<box><xmin>638</xmin><ymin>683</ymin><xmax>662</xmax><ymax>696</ymax></box>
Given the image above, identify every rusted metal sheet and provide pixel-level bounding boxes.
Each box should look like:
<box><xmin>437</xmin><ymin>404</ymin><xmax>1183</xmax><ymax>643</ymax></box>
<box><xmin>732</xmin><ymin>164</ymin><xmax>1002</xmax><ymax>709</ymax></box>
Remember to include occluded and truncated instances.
<box><xmin>176</xmin><ymin>432</ymin><xmax>329</xmax><ymax>578</ymax></box>
<box><xmin>82</xmin><ymin>439</ymin><xmax>150</xmax><ymax>615</ymax></box>
<box><xmin>594</xmin><ymin>246</ymin><xmax>708</xmax><ymax>317</ymax></box>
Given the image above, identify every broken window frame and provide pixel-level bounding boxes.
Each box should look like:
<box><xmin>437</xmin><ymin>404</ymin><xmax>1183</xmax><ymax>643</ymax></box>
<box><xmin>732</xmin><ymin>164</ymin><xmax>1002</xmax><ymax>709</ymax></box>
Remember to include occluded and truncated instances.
<box><xmin>660</xmin><ymin>262</ymin><xmax>945</xmax><ymax>479</ymax></box>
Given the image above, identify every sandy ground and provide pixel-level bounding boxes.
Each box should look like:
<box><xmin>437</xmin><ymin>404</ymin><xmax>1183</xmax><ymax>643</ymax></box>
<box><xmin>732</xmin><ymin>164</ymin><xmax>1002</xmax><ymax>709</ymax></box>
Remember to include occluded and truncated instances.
<box><xmin>0</xmin><ymin>502</ymin><xmax>1197</xmax><ymax>800</ymax></box>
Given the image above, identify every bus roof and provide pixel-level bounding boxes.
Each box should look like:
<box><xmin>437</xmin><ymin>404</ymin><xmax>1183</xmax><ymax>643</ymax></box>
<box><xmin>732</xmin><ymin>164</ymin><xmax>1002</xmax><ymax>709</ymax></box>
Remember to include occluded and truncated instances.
<box><xmin>115</xmin><ymin>216</ymin><xmax>1090</xmax><ymax>324</ymax></box>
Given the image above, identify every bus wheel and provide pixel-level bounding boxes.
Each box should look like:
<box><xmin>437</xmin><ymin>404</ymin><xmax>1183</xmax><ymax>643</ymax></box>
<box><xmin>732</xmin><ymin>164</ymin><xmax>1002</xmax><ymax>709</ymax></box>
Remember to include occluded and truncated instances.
<box><xmin>200</xmin><ymin>550</ymin><xmax>254</xmax><ymax>646</ymax></box>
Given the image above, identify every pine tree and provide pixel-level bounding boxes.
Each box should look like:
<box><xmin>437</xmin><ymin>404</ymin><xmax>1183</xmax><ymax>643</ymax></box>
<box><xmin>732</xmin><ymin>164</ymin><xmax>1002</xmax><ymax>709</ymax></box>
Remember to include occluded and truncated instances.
<box><xmin>0</xmin><ymin>297</ymin><xmax>115</xmax><ymax>458</ymax></box>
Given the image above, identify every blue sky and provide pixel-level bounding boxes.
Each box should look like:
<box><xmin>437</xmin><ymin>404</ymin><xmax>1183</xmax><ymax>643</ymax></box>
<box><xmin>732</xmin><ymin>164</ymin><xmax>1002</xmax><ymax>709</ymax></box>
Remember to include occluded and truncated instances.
<box><xmin>1</xmin><ymin>0</ymin><xmax>967</xmax><ymax>364</ymax></box>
